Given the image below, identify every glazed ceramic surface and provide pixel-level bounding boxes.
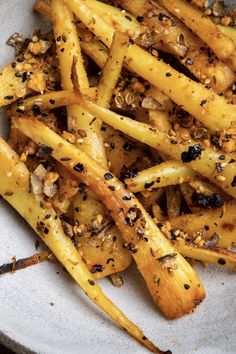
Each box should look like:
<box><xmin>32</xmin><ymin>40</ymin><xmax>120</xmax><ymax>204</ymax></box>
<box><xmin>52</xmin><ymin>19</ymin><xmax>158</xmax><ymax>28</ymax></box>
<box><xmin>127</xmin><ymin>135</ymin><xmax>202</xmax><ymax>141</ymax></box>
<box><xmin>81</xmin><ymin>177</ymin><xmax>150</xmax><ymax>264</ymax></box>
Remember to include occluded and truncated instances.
<box><xmin>0</xmin><ymin>1</ymin><xmax>236</xmax><ymax>353</ymax></box>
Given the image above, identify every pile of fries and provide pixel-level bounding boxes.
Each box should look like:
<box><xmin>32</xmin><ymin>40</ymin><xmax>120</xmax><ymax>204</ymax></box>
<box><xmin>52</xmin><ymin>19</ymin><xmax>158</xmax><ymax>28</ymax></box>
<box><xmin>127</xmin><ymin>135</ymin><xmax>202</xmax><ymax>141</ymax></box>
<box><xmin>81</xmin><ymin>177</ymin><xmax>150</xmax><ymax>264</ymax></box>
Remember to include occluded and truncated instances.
<box><xmin>0</xmin><ymin>0</ymin><xmax>236</xmax><ymax>352</ymax></box>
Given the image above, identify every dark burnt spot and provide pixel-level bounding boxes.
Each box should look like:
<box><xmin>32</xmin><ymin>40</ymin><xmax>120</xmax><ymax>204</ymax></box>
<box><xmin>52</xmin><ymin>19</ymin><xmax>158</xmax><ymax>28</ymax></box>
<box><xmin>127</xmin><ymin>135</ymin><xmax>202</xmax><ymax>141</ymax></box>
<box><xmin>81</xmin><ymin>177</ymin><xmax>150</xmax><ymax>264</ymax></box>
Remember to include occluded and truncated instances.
<box><xmin>222</xmin><ymin>223</ymin><xmax>235</xmax><ymax>232</ymax></box>
<box><xmin>192</xmin><ymin>192</ymin><xmax>224</xmax><ymax>209</ymax></box>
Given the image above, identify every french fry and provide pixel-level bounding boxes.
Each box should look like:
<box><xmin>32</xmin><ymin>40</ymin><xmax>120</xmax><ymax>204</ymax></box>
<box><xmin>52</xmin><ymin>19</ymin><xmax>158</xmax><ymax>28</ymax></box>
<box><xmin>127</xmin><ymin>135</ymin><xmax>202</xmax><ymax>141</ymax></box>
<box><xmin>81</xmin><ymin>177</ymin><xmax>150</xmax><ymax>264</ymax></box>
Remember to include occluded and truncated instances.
<box><xmin>10</xmin><ymin>89</ymin><xmax>97</xmax><ymax>114</ymax></box>
<box><xmin>34</xmin><ymin>3</ymin><xmax>176</xmax><ymax>116</ymax></box>
<box><xmin>73</xmin><ymin>93</ymin><xmax>236</xmax><ymax>199</ymax></box>
<box><xmin>172</xmin><ymin>238</ymin><xmax>236</xmax><ymax>271</ymax></box>
<box><xmin>117</xmin><ymin>0</ymin><xmax>235</xmax><ymax>92</ymax></box>
<box><xmin>65</xmin><ymin>0</ymin><xmax>236</xmax><ymax>132</ymax></box>
<box><xmin>158</xmin><ymin>0</ymin><xmax>235</xmax><ymax>62</ymax></box>
<box><xmin>14</xmin><ymin>116</ymin><xmax>206</xmax><ymax>319</ymax></box>
<box><xmin>179</xmin><ymin>183</ymin><xmax>202</xmax><ymax>213</ymax></box>
<box><xmin>51</xmin><ymin>0</ymin><xmax>107</xmax><ymax>165</ymax></box>
<box><xmin>125</xmin><ymin>161</ymin><xmax>198</xmax><ymax>193</ymax></box>
<box><xmin>34</xmin><ymin>0</ymin><xmax>51</xmax><ymax>21</ymax></box>
<box><xmin>97</xmin><ymin>31</ymin><xmax>129</xmax><ymax>108</ymax></box>
<box><xmin>169</xmin><ymin>200</ymin><xmax>236</xmax><ymax>249</ymax></box>
<box><xmin>217</xmin><ymin>25</ymin><xmax>236</xmax><ymax>47</ymax></box>
<box><xmin>84</xmin><ymin>0</ymin><xmax>144</xmax><ymax>39</ymax></box>
<box><xmin>0</xmin><ymin>136</ymin><xmax>161</xmax><ymax>353</ymax></box>
<box><xmin>166</xmin><ymin>186</ymin><xmax>181</xmax><ymax>219</ymax></box>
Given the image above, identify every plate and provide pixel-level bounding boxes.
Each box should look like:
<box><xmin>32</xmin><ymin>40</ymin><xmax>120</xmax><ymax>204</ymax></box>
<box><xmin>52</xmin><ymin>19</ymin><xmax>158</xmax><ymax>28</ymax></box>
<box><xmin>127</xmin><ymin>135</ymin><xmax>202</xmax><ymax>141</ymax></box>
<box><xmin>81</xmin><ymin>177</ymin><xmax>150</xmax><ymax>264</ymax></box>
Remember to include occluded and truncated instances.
<box><xmin>0</xmin><ymin>1</ymin><xmax>236</xmax><ymax>354</ymax></box>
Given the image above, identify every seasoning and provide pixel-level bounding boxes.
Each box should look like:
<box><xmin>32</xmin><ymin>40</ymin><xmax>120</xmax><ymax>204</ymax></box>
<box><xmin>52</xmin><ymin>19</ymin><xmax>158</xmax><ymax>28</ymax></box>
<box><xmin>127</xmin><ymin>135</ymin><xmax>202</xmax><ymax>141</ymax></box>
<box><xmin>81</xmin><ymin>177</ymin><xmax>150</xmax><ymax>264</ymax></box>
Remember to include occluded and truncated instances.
<box><xmin>192</xmin><ymin>192</ymin><xmax>224</xmax><ymax>209</ymax></box>
<box><xmin>38</xmin><ymin>145</ymin><xmax>53</xmax><ymax>154</ymax></box>
<box><xmin>218</xmin><ymin>258</ymin><xmax>226</xmax><ymax>265</ymax></box>
<box><xmin>184</xmin><ymin>284</ymin><xmax>190</xmax><ymax>290</ymax></box>
<box><xmin>104</xmin><ymin>172</ymin><xmax>113</xmax><ymax>180</ymax></box>
<box><xmin>4</xmin><ymin>95</ymin><xmax>13</xmax><ymax>100</ymax></box>
<box><xmin>88</xmin><ymin>279</ymin><xmax>95</xmax><ymax>286</ymax></box>
<box><xmin>74</xmin><ymin>163</ymin><xmax>85</xmax><ymax>173</ymax></box>
<box><xmin>91</xmin><ymin>264</ymin><xmax>103</xmax><ymax>273</ymax></box>
<box><xmin>200</xmin><ymin>99</ymin><xmax>207</xmax><ymax>106</ymax></box>
<box><xmin>123</xmin><ymin>142</ymin><xmax>133</xmax><ymax>152</ymax></box>
<box><xmin>166</xmin><ymin>72</ymin><xmax>172</xmax><ymax>77</ymax></box>
<box><xmin>181</xmin><ymin>144</ymin><xmax>202</xmax><ymax>163</ymax></box>
<box><xmin>49</xmin><ymin>99</ymin><xmax>56</xmax><ymax>104</ymax></box>
<box><xmin>123</xmin><ymin>195</ymin><xmax>131</xmax><ymax>201</ymax></box>
<box><xmin>127</xmin><ymin>242</ymin><xmax>138</xmax><ymax>254</ymax></box>
<box><xmin>144</xmin><ymin>181</ymin><xmax>154</xmax><ymax>189</ymax></box>
<box><xmin>186</xmin><ymin>58</ymin><xmax>193</xmax><ymax>65</ymax></box>
<box><xmin>231</xmin><ymin>176</ymin><xmax>236</xmax><ymax>187</ymax></box>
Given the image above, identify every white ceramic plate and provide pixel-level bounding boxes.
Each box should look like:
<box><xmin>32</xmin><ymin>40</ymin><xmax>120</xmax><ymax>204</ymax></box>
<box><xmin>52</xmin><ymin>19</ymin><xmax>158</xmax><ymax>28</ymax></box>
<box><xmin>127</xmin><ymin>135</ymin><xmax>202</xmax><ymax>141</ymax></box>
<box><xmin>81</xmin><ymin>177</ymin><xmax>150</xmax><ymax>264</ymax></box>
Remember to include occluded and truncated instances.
<box><xmin>0</xmin><ymin>1</ymin><xmax>236</xmax><ymax>353</ymax></box>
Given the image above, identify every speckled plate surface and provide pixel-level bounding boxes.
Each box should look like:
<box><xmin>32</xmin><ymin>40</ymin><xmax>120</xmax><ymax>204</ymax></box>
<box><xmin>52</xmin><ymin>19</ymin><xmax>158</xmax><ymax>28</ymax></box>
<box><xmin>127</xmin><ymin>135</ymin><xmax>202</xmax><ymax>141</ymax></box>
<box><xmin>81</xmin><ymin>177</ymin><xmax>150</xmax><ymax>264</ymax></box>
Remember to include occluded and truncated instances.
<box><xmin>0</xmin><ymin>1</ymin><xmax>236</xmax><ymax>354</ymax></box>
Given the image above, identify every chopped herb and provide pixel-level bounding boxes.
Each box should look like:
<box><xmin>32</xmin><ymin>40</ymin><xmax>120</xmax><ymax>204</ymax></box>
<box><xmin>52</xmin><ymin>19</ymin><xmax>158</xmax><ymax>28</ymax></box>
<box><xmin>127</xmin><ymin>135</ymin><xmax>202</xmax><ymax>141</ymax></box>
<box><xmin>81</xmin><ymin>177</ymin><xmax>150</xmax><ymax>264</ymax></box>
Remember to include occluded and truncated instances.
<box><xmin>181</xmin><ymin>144</ymin><xmax>202</xmax><ymax>163</ymax></box>
<box><xmin>38</xmin><ymin>145</ymin><xmax>53</xmax><ymax>154</ymax></box>
<box><xmin>192</xmin><ymin>192</ymin><xmax>224</xmax><ymax>209</ymax></box>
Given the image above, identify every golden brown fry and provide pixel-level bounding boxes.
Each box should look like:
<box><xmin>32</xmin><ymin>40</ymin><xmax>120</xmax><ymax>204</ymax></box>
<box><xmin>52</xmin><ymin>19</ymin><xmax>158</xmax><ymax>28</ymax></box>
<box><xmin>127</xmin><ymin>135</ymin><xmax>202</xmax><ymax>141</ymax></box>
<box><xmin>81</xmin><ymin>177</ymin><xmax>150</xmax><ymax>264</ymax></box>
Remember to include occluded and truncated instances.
<box><xmin>66</xmin><ymin>0</ymin><xmax>236</xmax><ymax>132</ymax></box>
<box><xmin>158</xmin><ymin>0</ymin><xmax>235</xmax><ymax>61</ymax></box>
<box><xmin>0</xmin><ymin>252</ymin><xmax>51</xmax><ymax>275</ymax></box>
<box><xmin>117</xmin><ymin>0</ymin><xmax>235</xmax><ymax>92</ymax></box>
<box><xmin>34</xmin><ymin>0</ymin><xmax>51</xmax><ymax>21</ymax></box>
<box><xmin>73</xmin><ymin>93</ymin><xmax>236</xmax><ymax>199</ymax></box>
<box><xmin>0</xmin><ymin>136</ymin><xmax>162</xmax><ymax>353</ymax></box>
<box><xmin>218</xmin><ymin>25</ymin><xmax>236</xmax><ymax>47</ymax></box>
<box><xmin>172</xmin><ymin>238</ymin><xmax>236</xmax><ymax>271</ymax></box>
<box><xmin>125</xmin><ymin>161</ymin><xmax>198</xmax><ymax>193</ymax></box>
<box><xmin>10</xmin><ymin>89</ymin><xmax>97</xmax><ymax>114</ymax></box>
<box><xmin>169</xmin><ymin>200</ymin><xmax>236</xmax><ymax>249</ymax></box>
<box><xmin>97</xmin><ymin>31</ymin><xmax>129</xmax><ymax>108</ymax></box>
<box><xmin>166</xmin><ymin>186</ymin><xmax>181</xmax><ymax>219</ymax></box>
<box><xmin>51</xmin><ymin>0</ymin><xmax>106</xmax><ymax>164</ymax></box>
<box><xmin>14</xmin><ymin>116</ymin><xmax>206</xmax><ymax>319</ymax></box>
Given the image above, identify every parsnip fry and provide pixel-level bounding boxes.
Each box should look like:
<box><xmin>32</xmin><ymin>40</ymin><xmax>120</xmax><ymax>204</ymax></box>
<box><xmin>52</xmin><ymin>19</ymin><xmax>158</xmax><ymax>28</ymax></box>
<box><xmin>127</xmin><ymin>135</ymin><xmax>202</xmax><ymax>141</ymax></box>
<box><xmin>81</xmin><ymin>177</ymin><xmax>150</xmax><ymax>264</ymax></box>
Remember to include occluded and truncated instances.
<box><xmin>34</xmin><ymin>0</ymin><xmax>51</xmax><ymax>21</ymax></box>
<box><xmin>117</xmin><ymin>0</ymin><xmax>235</xmax><ymax>92</ymax></box>
<box><xmin>125</xmin><ymin>161</ymin><xmax>198</xmax><ymax>193</ymax></box>
<box><xmin>217</xmin><ymin>25</ymin><xmax>236</xmax><ymax>47</ymax></box>
<box><xmin>158</xmin><ymin>0</ymin><xmax>235</xmax><ymax>61</ymax></box>
<box><xmin>0</xmin><ymin>136</ymin><xmax>163</xmax><ymax>353</ymax></box>
<box><xmin>166</xmin><ymin>186</ymin><xmax>181</xmax><ymax>219</ymax></box>
<box><xmin>10</xmin><ymin>89</ymin><xmax>97</xmax><ymax>114</ymax></box>
<box><xmin>51</xmin><ymin>0</ymin><xmax>106</xmax><ymax>165</ymax></box>
<box><xmin>97</xmin><ymin>31</ymin><xmax>129</xmax><ymax>108</ymax></box>
<box><xmin>73</xmin><ymin>93</ymin><xmax>236</xmax><ymax>199</ymax></box>
<box><xmin>65</xmin><ymin>0</ymin><xmax>236</xmax><ymax>131</ymax></box>
<box><xmin>170</xmin><ymin>200</ymin><xmax>236</xmax><ymax>248</ymax></box>
<box><xmin>172</xmin><ymin>239</ymin><xmax>236</xmax><ymax>271</ymax></box>
<box><xmin>14</xmin><ymin>116</ymin><xmax>206</xmax><ymax>319</ymax></box>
